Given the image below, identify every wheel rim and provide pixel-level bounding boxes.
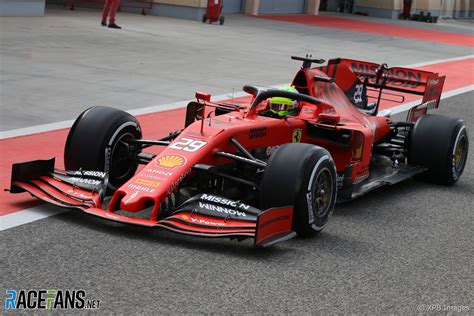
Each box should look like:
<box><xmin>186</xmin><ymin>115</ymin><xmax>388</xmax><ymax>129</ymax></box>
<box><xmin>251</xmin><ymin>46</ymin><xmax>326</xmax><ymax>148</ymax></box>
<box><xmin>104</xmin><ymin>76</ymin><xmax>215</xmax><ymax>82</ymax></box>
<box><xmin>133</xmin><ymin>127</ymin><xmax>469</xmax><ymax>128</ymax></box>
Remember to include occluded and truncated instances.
<box><xmin>454</xmin><ymin>134</ymin><xmax>468</xmax><ymax>174</ymax></box>
<box><xmin>312</xmin><ymin>167</ymin><xmax>333</xmax><ymax>219</ymax></box>
<box><xmin>110</xmin><ymin>132</ymin><xmax>137</xmax><ymax>182</ymax></box>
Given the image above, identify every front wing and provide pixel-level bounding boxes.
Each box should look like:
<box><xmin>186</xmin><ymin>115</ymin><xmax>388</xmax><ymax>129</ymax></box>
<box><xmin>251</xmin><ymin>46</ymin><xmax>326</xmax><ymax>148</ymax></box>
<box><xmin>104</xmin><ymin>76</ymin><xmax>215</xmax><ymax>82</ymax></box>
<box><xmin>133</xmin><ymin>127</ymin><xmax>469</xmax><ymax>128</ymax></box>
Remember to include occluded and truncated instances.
<box><xmin>9</xmin><ymin>159</ymin><xmax>295</xmax><ymax>247</ymax></box>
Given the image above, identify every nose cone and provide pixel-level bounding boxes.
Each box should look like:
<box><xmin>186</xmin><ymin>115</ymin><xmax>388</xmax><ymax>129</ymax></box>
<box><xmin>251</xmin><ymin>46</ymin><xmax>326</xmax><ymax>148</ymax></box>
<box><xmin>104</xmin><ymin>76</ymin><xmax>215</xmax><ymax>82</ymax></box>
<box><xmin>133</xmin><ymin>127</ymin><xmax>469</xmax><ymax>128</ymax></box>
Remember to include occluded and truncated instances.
<box><xmin>119</xmin><ymin>183</ymin><xmax>157</xmax><ymax>212</ymax></box>
<box><xmin>115</xmin><ymin>153</ymin><xmax>191</xmax><ymax>212</ymax></box>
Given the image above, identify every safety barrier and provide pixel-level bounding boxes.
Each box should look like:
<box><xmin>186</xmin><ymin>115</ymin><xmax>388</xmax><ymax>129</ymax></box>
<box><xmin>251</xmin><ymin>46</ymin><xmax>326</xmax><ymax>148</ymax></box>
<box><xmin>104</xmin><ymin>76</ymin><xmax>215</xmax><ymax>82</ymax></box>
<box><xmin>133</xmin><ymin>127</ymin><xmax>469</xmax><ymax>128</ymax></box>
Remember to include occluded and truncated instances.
<box><xmin>64</xmin><ymin>0</ymin><xmax>153</xmax><ymax>15</ymax></box>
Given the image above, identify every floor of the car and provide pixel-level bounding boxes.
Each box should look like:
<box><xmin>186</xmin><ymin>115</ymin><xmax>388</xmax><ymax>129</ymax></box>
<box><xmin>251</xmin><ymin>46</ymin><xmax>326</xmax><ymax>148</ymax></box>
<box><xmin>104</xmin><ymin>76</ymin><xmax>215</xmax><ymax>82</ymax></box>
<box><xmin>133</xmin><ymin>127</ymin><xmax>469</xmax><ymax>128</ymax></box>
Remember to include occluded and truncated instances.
<box><xmin>338</xmin><ymin>157</ymin><xmax>427</xmax><ymax>202</ymax></box>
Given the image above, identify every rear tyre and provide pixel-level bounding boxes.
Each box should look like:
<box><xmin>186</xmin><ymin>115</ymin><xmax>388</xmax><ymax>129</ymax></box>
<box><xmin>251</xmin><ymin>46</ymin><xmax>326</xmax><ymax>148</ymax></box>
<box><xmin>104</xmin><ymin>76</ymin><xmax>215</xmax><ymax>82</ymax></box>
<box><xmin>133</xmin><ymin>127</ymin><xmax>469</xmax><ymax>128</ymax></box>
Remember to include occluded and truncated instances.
<box><xmin>64</xmin><ymin>106</ymin><xmax>142</xmax><ymax>191</ymax></box>
<box><xmin>409</xmin><ymin>114</ymin><xmax>468</xmax><ymax>185</ymax></box>
<box><xmin>202</xmin><ymin>14</ymin><xmax>207</xmax><ymax>23</ymax></box>
<box><xmin>261</xmin><ymin>143</ymin><xmax>337</xmax><ymax>237</ymax></box>
<box><xmin>219</xmin><ymin>16</ymin><xmax>225</xmax><ymax>25</ymax></box>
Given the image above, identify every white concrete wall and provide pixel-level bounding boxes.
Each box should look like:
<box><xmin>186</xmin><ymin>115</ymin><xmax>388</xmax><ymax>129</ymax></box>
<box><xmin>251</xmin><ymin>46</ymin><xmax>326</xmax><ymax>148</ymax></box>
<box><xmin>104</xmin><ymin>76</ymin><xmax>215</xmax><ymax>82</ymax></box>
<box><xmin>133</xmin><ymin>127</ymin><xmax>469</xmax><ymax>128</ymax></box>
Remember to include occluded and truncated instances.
<box><xmin>1</xmin><ymin>0</ymin><xmax>45</xmax><ymax>16</ymax></box>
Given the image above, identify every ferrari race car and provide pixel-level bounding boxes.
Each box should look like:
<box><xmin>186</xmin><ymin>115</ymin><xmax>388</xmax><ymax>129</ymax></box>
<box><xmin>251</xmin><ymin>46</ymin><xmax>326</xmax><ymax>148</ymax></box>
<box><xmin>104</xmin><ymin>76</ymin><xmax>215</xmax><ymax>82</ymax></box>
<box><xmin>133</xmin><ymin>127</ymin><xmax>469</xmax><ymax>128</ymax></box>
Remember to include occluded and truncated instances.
<box><xmin>9</xmin><ymin>56</ymin><xmax>469</xmax><ymax>247</ymax></box>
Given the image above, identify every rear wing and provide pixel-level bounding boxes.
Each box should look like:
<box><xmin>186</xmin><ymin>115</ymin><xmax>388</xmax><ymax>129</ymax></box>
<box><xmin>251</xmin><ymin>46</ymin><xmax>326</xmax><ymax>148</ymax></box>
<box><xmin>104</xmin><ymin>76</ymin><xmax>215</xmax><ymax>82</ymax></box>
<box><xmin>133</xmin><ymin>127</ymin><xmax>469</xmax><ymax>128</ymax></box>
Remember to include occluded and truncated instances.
<box><xmin>327</xmin><ymin>58</ymin><xmax>445</xmax><ymax>118</ymax></box>
<box><xmin>329</xmin><ymin>58</ymin><xmax>445</xmax><ymax>96</ymax></box>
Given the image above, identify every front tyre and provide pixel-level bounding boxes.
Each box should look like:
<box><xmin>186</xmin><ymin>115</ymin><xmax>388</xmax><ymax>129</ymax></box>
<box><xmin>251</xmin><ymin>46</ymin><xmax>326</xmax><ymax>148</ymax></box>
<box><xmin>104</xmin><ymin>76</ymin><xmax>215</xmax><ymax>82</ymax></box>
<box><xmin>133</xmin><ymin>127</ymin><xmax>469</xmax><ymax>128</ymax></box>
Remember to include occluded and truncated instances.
<box><xmin>261</xmin><ymin>143</ymin><xmax>337</xmax><ymax>237</ymax></box>
<box><xmin>64</xmin><ymin>106</ymin><xmax>142</xmax><ymax>191</ymax></box>
<box><xmin>409</xmin><ymin>114</ymin><xmax>468</xmax><ymax>185</ymax></box>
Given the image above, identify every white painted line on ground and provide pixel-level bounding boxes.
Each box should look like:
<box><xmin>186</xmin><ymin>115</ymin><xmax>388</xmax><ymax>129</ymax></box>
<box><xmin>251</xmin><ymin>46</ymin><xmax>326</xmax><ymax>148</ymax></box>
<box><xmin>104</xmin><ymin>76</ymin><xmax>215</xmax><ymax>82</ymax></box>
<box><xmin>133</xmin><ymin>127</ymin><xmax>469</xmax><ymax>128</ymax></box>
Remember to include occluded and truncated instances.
<box><xmin>407</xmin><ymin>54</ymin><xmax>473</xmax><ymax>68</ymax></box>
<box><xmin>127</xmin><ymin>91</ymin><xmax>249</xmax><ymax>117</ymax></box>
<box><xmin>0</xmin><ymin>120</ymin><xmax>76</xmax><ymax>140</ymax></box>
<box><xmin>1</xmin><ymin>54</ymin><xmax>473</xmax><ymax>140</ymax></box>
<box><xmin>0</xmin><ymin>91</ymin><xmax>249</xmax><ymax>140</ymax></box>
<box><xmin>0</xmin><ymin>206</ymin><xmax>67</xmax><ymax>231</ymax></box>
<box><xmin>389</xmin><ymin>85</ymin><xmax>474</xmax><ymax>114</ymax></box>
<box><xmin>1</xmin><ymin>56</ymin><xmax>473</xmax><ymax>231</ymax></box>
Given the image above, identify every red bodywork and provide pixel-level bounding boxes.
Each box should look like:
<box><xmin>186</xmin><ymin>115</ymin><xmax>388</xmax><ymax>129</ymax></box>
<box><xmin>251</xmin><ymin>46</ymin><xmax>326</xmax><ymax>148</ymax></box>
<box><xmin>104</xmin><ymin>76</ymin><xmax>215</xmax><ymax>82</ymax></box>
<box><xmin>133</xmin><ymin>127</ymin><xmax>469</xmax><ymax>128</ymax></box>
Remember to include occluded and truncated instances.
<box><xmin>10</xmin><ymin>57</ymin><xmax>445</xmax><ymax>246</ymax></box>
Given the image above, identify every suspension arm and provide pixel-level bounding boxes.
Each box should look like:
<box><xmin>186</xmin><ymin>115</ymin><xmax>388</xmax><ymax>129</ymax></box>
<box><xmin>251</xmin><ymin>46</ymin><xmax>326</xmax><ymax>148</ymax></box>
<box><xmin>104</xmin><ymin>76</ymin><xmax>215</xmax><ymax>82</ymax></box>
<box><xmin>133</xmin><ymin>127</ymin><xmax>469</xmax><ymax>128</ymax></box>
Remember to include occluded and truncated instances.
<box><xmin>215</xmin><ymin>151</ymin><xmax>267</xmax><ymax>169</ymax></box>
<box><xmin>229</xmin><ymin>137</ymin><xmax>265</xmax><ymax>164</ymax></box>
<box><xmin>193</xmin><ymin>164</ymin><xmax>259</xmax><ymax>188</ymax></box>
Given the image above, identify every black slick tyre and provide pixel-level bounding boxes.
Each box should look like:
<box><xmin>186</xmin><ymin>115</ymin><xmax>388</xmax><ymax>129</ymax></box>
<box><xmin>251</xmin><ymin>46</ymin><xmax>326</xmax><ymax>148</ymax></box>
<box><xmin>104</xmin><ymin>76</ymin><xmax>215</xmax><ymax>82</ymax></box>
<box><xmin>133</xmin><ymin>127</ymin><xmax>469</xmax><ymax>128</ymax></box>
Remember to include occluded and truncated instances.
<box><xmin>64</xmin><ymin>106</ymin><xmax>142</xmax><ymax>191</ymax></box>
<box><xmin>261</xmin><ymin>143</ymin><xmax>337</xmax><ymax>237</ymax></box>
<box><xmin>409</xmin><ymin>114</ymin><xmax>468</xmax><ymax>185</ymax></box>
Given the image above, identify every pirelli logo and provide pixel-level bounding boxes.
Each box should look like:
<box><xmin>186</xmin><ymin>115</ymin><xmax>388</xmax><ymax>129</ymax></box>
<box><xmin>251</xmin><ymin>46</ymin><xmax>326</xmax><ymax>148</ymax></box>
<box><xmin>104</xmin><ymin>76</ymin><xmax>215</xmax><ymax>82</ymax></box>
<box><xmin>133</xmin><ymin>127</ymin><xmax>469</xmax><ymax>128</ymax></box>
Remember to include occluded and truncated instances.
<box><xmin>135</xmin><ymin>179</ymin><xmax>160</xmax><ymax>187</ymax></box>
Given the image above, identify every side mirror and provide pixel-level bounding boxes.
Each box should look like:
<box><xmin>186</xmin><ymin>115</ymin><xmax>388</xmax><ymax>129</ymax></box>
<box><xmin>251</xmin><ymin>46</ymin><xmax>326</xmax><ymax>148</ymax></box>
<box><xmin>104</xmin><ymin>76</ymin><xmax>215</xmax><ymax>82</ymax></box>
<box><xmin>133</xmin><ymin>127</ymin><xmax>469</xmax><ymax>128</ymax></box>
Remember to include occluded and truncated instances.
<box><xmin>195</xmin><ymin>91</ymin><xmax>211</xmax><ymax>102</ymax></box>
<box><xmin>185</xmin><ymin>101</ymin><xmax>203</xmax><ymax>127</ymax></box>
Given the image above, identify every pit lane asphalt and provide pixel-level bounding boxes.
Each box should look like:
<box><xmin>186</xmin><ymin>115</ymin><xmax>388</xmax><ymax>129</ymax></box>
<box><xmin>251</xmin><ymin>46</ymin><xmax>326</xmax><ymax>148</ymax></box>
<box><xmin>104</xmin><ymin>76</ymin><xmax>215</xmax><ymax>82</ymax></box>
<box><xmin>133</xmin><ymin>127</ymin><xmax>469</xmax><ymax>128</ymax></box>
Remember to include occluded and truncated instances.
<box><xmin>1</xmin><ymin>92</ymin><xmax>472</xmax><ymax>313</ymax></box>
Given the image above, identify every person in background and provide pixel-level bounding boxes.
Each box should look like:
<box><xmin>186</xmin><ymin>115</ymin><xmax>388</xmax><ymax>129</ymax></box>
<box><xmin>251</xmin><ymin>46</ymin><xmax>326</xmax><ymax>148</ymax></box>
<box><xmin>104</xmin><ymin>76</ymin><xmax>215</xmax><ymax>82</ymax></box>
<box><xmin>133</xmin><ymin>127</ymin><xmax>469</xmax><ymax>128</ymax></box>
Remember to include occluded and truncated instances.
<box><xmin>101</xmin><ymin>0</ymin><xmax>121</xmax><ymax>29</ymax></box>
<box><xmin>402</xmin><ymin>0</ymin><xmax>412</xmax><ymax>19</ymax></box>
<box><xmin>338</xmin><ymin>0</ymin><xmax>346</xmax><ymax>12</ymax></box>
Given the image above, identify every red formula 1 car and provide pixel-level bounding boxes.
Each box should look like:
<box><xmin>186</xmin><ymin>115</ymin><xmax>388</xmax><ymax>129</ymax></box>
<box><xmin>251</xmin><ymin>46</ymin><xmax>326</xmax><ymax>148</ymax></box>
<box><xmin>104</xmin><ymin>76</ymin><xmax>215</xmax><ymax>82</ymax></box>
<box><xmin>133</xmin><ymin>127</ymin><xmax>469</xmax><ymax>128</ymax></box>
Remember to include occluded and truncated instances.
<box><xmin>9</xmin><ymin>56</ymin><xmax>469</xmax><ymax>247</ymax></box>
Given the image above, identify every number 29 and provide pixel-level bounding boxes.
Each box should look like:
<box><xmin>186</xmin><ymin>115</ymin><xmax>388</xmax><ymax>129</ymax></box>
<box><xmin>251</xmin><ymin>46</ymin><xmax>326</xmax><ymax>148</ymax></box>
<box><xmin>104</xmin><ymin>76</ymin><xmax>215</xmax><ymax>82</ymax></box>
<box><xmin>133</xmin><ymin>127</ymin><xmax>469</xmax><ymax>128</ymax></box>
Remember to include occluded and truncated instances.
<box><xmin>169</xmin><ymin>138</ymin><xmax>207</xmax><ymax>152</ymax></box>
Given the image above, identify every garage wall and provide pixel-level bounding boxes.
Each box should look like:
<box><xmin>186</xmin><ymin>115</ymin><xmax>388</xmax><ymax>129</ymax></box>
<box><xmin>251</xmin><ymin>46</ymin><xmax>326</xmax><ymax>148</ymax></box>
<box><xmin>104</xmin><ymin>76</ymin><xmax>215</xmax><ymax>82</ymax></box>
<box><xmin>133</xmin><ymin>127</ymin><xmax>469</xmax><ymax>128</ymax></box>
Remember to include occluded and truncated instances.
<box><xmin>153</xmin><ymin>0</ymin><xmax>206</xmax><ymax>7</ymax></box>
<box><xmin>1</xmin><ymin>0</ymin><xmax>45</xmax><ymax>16</ymax></box>
<box><xmin>353</xmin><ymin>0</ymin><xmax>400</xmax><ymax>19</ymax></box>
<box><xmin>222</xmin><ymin>0</ymin><xmax>243</xmax><ymax>13</ymax></box>
<box><xmin>452</xmin><ymin>0</ymin><xmax>473</xmax><ymax>17</ymax></box>
<box><xmin>154</xmin><ymin>0</ymin><xmax>242</xmax><ymax>12</ymax></box>
<box><xmin>46</xmin><ymin>0</ymin><xmax>472</xmax><ymax>20</ymax></box>
<box><xmin>258</xmin><ymin>0</ymin><xmax>306</xmax><ymax>14</ymax></box>
<box><xmin>353</xmin><ymin>0</ymin><xmax>474</xmax><ymax>19</ymax></box>
<box><xmin>150</xmin><ymin>4</ymin><xmax>205</xmax><ymax>20</ymax></box>
<box><xmin>354</xmin><ymin>0</ymin><xmax>397</xmax><ymax>9</ymax></box>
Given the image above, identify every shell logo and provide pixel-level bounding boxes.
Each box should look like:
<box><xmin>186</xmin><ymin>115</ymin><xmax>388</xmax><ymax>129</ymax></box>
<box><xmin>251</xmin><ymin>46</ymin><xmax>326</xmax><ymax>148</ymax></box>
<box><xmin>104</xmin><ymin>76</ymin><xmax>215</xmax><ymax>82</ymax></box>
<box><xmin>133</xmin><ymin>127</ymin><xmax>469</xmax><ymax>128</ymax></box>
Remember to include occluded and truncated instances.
<box><xmin>156</xmin><ymin>155</ymin><xmax>186</xmax><ymax>168</ymax></box>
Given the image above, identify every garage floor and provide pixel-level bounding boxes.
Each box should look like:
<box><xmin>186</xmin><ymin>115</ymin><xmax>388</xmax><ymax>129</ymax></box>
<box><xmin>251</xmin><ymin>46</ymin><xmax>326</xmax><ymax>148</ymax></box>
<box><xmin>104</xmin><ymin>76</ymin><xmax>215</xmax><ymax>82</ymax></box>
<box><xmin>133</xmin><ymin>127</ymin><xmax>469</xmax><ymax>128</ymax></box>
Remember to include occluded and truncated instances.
<box><xmin>0</xmin><ymin>7</ymin><xmax>472</xmax><ymax>130</ymax></box>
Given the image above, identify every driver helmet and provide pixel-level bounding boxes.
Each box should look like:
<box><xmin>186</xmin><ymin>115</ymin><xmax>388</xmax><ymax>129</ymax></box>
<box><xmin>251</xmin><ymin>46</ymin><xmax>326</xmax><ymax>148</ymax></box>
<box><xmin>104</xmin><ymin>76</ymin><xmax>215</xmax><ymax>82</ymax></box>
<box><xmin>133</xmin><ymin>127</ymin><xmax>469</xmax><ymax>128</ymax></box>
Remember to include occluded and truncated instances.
<box><xmin>269</xmin><ymin>86</ymin><xmax>300</xmax><ymax>117</ymax></box>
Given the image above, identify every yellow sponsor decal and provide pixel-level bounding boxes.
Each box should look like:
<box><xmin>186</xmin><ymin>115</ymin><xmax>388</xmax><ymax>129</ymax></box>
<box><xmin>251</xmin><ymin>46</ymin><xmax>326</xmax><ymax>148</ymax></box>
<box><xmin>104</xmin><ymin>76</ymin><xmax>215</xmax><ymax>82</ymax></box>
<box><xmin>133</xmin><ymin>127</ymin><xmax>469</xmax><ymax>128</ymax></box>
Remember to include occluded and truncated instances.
<box><xmin>156</xmin><ymin>155</ymin><xmax>186</xmax><ymax>168</ymax></box>
<box><xmin>135</xmin><ymin>179</ymin><xmax>160</xmax><ymax>187</ymax></box>
<box><xmin>292</xmin><ymin>129</ymin><xmax>302</xmax><ymax>143</ymax></box>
